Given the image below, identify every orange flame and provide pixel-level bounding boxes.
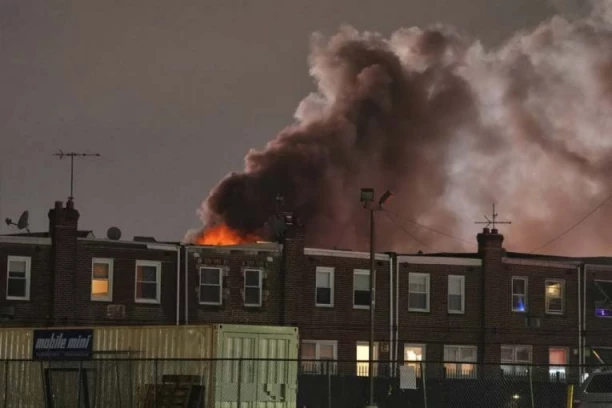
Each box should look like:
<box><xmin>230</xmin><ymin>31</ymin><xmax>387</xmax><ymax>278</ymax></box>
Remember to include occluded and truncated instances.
<box><xmin>197</xmin><ymin>224</ymin><xmax>261</xmax><ymax>246</ymax></box>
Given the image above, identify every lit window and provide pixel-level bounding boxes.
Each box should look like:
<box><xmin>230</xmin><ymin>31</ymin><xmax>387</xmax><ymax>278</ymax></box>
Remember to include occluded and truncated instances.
<box><xmin>444</xmin><ymin>345</ymin><xmax>477</xmax><ymax>378</ymax></box>
<box><xmin>135</xmin><ymin>260</ymin><xmax>161</xmax><ymax>303</ymax></box>
<box><xmin>199</xmin><ymin>267</ymin><xmax>223</xmax><ymax>305</ymax></box>
<box><xmin>6</xmin><ymin>256</ymin><xmax>30</xmax><ymax>300</ymax></box>
<box><xmin>545</xmin><ymin>280</ymin><xmax>565</xmax><ymax>314</ymax></box>
<box><xmin>404</xmin><ymin>344</ymin><xmax>425</xmax><ymax>378</ymax></box>
<box><xmin>409</xmin><ymin>273</ymin><xmax>430</xmax><ymax>312</ymax></box>
<box><xmin>356</xmin><ymin>342</ymin><xmax>379</xmax><ymax>377</ymax></box>
<box><xmin>549</xmin><ymin>348</ymin><xmax>568</xmax><ymax>381</ymax></box>
<box><xmin>301</xmin><ymin>340</ymin><xmax>337</xmax><ymax>374</ymax></box>
<box><xmin>501</xmin><ymin>345</ymin><xmax>532</xmax><ymax>376</ymax></box>
<box><xmin>244</xmin><ymin>269</ymin><xmax>262</xmax><ymax>307</ymax></box>
<box><xmin>448</xmin><ymin>275</ymin><xmax>465</xmax><ymax>314</ymax></box>
<box><xmin>91</xmin><ymin>258</ymin><xmax>113</xmax><ymax>301</ymax></box>
<box><xmin>512</xmin><ymin>277</ymin><xmax>527</xmax><ymax>312</ymax></box>
<box><xmin>315</xmin><ymin>267</ymin><xmax>334</xmax><ymax>307</ymax></box>
<box><xmin>353</xmin><ymin>269</ymin><xmax>371</xmax><ymax>309</ymax></box>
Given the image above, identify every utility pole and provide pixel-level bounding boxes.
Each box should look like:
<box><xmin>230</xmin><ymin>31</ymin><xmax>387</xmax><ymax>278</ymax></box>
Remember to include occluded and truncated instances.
<box><xmin>53</xmin><ymin>151</ymin><xmax>100</xmax><ymax>201</ymax></box>
<box><xmin>360</xmin><ymin>188</ymin><xmax>392</xmax><ymax>408</ymax></box>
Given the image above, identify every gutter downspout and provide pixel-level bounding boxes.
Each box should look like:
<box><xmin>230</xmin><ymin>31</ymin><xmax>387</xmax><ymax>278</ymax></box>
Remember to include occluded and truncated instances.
<box><xmin>583</xmin><ymin>264</ymin><xmax>588</xmax><ymax>375</ymax></box>
<box><xmin>395</xmin><ymin>254</ymin><xmax>399</xmax><ymax>375</ymax></box>
<box><xmin>389</xmin><ymin>253</ymin><xmax>394</xmax><ymax>375</ymax></box>
<box><xmin>578</xmin><ymin>264</ymin><xmax>582</xmax><ymax>380</ymax></box>
<box><xmin>185</xmin><ymin>245</ymin><xmax>190</xmax><ymax>325</ymax></box>
<box><xmin>176</xmin><ymin>244</ymin><xmax>181</xmax><ymax>325</ymax></box>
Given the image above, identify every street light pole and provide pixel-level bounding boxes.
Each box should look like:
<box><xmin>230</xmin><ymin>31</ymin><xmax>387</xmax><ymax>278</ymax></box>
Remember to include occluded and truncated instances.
<box><xmin>368</xmin><ymin>204</ymin><xmax>376</xmax><ymax>408</ymax></box>
<box><xmin>360</xmin><ymin>188</ymin><xmax>392</xmax><ymax>408</ymax></box>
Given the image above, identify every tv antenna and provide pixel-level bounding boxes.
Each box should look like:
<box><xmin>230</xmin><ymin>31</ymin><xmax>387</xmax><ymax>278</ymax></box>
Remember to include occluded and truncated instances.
<box><xmin>5</xmin><ymin>211</ymin><xmax>30</xmax><ymax>234</ymax></box>
<box><xmin>53</xmin><ymin>150</ymin><xmax>100</xmax><ymax>201</ymax></box>
<box><xmin>475</xmin><ymin>203</ymin><xmax>511</xmax><ymax>230</ymax></box>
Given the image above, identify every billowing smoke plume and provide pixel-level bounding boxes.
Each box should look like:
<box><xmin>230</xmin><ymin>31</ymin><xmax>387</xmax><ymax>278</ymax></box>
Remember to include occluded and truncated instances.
<box><xmin>191</xmin><ymin>1</ymin><xmax>612</xmax><ymax>256</ymax></box>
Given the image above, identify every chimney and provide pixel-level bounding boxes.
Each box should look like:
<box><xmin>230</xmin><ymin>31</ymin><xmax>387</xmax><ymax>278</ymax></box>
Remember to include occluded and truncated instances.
<box><xmin>48</xmin><ymin>199</ymin><xmax>80</xmax><ymax>325</ymax></box>
<box><xmin>477</xmin><ymin>227</ymin><xmax>504</xmax><ymax>257</ymax></box>
<box><xmin>280</xmin><ymin>213</ymin><xmax>305</xmax><ymax>326</ymax></box>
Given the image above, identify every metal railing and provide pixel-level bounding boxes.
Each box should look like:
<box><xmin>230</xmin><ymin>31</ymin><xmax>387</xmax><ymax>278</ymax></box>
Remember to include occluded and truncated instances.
<box><xmin>0</xmin><ymin>358</ymin><xmax>600</xmax><ymax>407</ymax></box>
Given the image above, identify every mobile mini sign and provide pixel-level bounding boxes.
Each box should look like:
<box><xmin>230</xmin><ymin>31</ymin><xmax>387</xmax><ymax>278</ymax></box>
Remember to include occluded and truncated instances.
<box><xmin>32</xmin><ymin>329</ymin><xmax>94</xmax><ymax>360</ymax></box>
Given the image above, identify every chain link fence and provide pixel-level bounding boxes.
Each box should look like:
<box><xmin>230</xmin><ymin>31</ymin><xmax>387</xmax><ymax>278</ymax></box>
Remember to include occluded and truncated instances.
<box><xmin>0</xmin><ymin>358</ymin><xmax>599</xmax><ymax>407</ymax></box>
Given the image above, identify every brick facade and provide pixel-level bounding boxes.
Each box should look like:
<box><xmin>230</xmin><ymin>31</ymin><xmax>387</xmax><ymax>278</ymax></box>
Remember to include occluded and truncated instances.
<box><xmin>1</xmin><ymin>200</ymin><xmax>612</xmax><ymax>373</ymax></box>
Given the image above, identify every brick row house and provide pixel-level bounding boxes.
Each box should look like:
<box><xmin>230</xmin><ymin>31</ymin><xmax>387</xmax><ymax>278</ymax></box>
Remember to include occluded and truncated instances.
<box><xmin>1</xmin><ymin>200</ymin><xmax>612</xmax><ymax>380</ymax></box>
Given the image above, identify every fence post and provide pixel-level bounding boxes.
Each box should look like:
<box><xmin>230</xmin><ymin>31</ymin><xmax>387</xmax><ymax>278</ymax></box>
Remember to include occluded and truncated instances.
<box><xmin>529</xmin><ymin>365</ymin><xmax>535</xmax><ymax>408</ymax></box>
<box><xmin>154</xmin><ymin>359</ymin><xmax>158</xmax><ymax>408</ymax></box>
<box><xmin>327</xmin><ymin>360</ymin><xmax>332</xmax><ymax>408</ymax></box>
<box><xmin>77</xmin><ymin>360</ymin><xmax>83</xmax><ymax>408</ymax></box>
<box><xmin>422</xmin><ymin>362</ymin><xmax>428</xmax><ymax>408</ymax></box>
<box><xmin>237</xmin><ymin>359</ymin><xmax>243</xmax><ymax>407</ymax></box>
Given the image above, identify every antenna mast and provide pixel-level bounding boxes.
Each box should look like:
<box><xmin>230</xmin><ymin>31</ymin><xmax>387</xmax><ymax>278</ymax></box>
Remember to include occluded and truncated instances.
<box><xmin>475</xmin><ymin>203</ymin><xmax>512</xmax><ymax>231</ymax></box>
<box><xmin>53</xmin><ymin>150</ymin><xmax>100</xmax><ymax>201</ymax></box>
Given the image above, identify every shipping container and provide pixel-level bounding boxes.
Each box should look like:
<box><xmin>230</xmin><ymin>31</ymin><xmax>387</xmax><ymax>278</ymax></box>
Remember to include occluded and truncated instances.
<box><xmin>0</xmin><ymin>324</ymin><xmax>299</xmax><ymax>408</ymax></box>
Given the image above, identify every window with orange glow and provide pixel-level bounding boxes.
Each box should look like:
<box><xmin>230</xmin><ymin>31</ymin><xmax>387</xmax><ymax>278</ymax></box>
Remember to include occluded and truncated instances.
<box><xmin>91</xmin><ymin>259</ymin><xmax>113</xmax><ymax>301</ymax></box>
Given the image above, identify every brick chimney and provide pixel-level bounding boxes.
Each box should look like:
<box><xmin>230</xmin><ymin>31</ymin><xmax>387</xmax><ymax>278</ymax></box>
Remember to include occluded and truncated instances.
<box><xmin>280</xmin><ymin>212</ymin><xmax>305</xmax><ymax>326</ymax></box>
<box><xmin>48</xmin><ymin>199</ymin><xmax>80</xmax><ymax>325</ymax></box>
<box><xmin>477</xmin><ymin>227</ymin><xmax>505</xmax><ymax>365</ymax></box>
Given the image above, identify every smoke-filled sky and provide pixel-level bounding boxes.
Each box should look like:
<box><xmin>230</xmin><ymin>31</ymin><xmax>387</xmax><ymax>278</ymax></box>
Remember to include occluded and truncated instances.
<box><xmin>3</xmin><ymin>0</ymin><xmax>605</xmax><ymax>256</ymax></box>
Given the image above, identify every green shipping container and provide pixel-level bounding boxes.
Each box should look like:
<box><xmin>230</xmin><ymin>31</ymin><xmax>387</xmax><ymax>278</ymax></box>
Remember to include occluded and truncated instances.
<box><xmin>0</xmin><ymin>324</ymin><xmax>299</xmax><ymax>408</ymax></box>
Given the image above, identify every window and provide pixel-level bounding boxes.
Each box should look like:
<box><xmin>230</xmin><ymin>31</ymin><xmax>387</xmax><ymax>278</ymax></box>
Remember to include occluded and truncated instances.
<box><xmin>135</xmin><ymin>261</ymin><xmax>161</xmax><ymax>303</ymax></box>
<box><xmin>443</xmin><ymin>345</ymin><xmax>477</xmax><ymax>378</ymax></box>
<box><xmin>353</xmin><ymin>269</ymin><xmax>370</xmax><ymax>309</ymax></box>
<box><xmin>409</xmin><ymin>273</ymin><xmax>430</xmax><ymax>312</ymax></box>
<box><xmin>545</xmin><ymin>279</ymin><xmax>565</xmax><ymax>314</ymax></box>
<box><xmin>91</xmin><ymin>258</ymin><xmax>113</xmax><ymax>301</ymax></box>
<box><xmin>199</xmin><ymin>267</ymin><xmax>223</xmax><ymax>305</ymax></box>
<box><xmin>6</xmin><ymin>256</ymin><xmax>30</xmax><ymax>300</ymax></box>
<box><xmin>586</xmin><ymin>373</ymin><xmax>612</xmax><ymax>393</ymax></box>
<box><xmin>244</xmin><ymin>269</ymin><xmax>262</xmax><ymax>307</ymax></box>
<box><xmin>593</xmin><ymin>280</ymin><xmax>612</xmax><ymax>317</ymax></box>
<box><xmin>448</xmin><ymin>275</ymin><xmax>465</xmax><ymax>314</ymax></box>
<box><xmin>301</xmin><ymin>340</ymin><xmax>337</xmax><ymax>374</ymax></box>
<box><xmin>501</xmin><ymin>345</ymin><xmax>532</xmax><ymax>376</ymax></box>
<box><xmin>356</xmin><ymin>342</ymin><xmax>379</xmax><ymax>377</ymax></box>
<box><xmin>512</xmin><ymin>277</ymin><xmax>528</xmax><ymax>312</ymax></box>
<box><xmin>549</xmin><ymin>347</ymin><xmax>568</xmax><ymax>381</ymax></box>
<box><xmin>404</xmin><ymin>344</ymin><xmax>425</xmax><ymax>378</ymax></box>
<box><xmin>315</xmin><ymin>267</ymin><xmax>334</xmax><ymax>307</ymax></box>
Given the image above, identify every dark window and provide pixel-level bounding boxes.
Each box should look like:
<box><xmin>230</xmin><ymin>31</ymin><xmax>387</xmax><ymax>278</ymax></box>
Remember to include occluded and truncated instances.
<box><xmin>199</xmin><ymin>267</ymin><xmax>222</xmax><ymax>305</ymax></box>
<box><xmin>244</xmin><ymin>269</ymin><xmax>262</xmax><ymax>306</ymax></box>
<box><xmin>586</xmin><ymin>374</ymin><xmax>612</xmax><ymax>393</ymax></box>
<box><xmin>354</xmin><ymin>271</ymin><xmax>370</xmax><ymax>307</ymax></box>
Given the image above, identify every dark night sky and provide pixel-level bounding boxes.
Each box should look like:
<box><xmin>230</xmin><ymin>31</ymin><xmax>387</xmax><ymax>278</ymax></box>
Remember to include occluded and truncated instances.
<box><xmin>0</xmin><ymin>0</ymin><xmax>584</xmax><ymax>241</ymax></box>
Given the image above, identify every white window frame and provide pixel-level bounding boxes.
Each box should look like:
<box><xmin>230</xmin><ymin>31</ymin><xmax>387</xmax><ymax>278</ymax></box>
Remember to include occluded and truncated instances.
<box><xmin>91</xmin><ymin>258</ymin><xmax>113</xmax><ymax>302</ymax></box>
<box><xmin>244</xmin><ymin>268</ymin><xmax>263</xmax><ymax>307</ymax></box>
<box><xmin>404</xmin><ymin>343</ymin><xmax>426</xmax><ymax>378</ymax></box>
<box><xmin>501</xmin><ymin>345</ymin><xmax>532</xmax><ymax>377</ymax></box>
<box><xmin>301</xmin><ymin>340</ymin><xmax>338</xmax><ymax>374</ymax></box>
<box><xmin>511</xmin><ymin>276</ymin><xmax>528</xmax><ymax>313</ymax></box>
<box><xmin>549</xmin><ymin>347</ymin><xmax>569</xmax><ymax>381</ymax></box>
<box><xmin>134</xmin><ymin>260</ymin><xmax>162</xmax><ymax>304</ymax></box>
<box><xmin>353</xmin><ymin>269</ymin><xmax>371</xmax><ymax>310</ymax></box>
<box><xmin>443</xmin><ymin>345</ymin><xmax>477</xmax><ymax>379</ymax></box>
<box><xmin>594</xmin><ymin>280</ymin><xmax>612</xmax><ymax>318</ymax></box>
<box><xmin>448</xmin><ymin>275</ymin><xmax>465</xmax><ymax>314</ymax></box>
<box><xmin>315</xmin><ymin>267</ymin><xmax>334</xmax><ymax>307</ymax></box>
<box><xmin>409</xmin><ymin>272</ymin><xmax>430</xmax><ymax>312</ymax></box>
<box><xmin>6</xmin><ymin>256</ymin><xmax>31</xmax><ymax>301</ymax></box>
<box><xmin>356</xmin><ymin>341</ymin><xmax>379</xmax><ymax>377</ymax></box>
<box><xmin>199</xmin><ymin>267</ymin><xmax>223</xmax><ymax>305</ymax></box>
<box><xmin>545</xmin><ymin>279</ymin><xmax>565</xmax><ymax>314</ymax></box>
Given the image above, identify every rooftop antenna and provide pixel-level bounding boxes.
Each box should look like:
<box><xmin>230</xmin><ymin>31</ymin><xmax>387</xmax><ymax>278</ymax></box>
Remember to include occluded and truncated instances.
<box><xmin>53</xmin><ymin>150</ymin><xmax>101</xmax><ymax>201</ymax></box>
<box><xmin>5</xmin><ymin>211</ymin><xmax>30</xmax><ymax>234</ymax></box>
<box><xmin>475</xmin><ymin>203</ymin><xmax>511</xmax><ymax>231</ymax></box>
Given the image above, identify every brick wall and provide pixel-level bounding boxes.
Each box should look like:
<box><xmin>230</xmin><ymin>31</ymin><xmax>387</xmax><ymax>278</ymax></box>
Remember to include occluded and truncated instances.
<box><xmin>186</xmin><ymin>245</ymin><xmax>282</xmax><ymax>326</ymax></box>
<box><xmin>0</xmin><ymin>242</ymin><xmax>52</xmax><ymax>325</ymax></box>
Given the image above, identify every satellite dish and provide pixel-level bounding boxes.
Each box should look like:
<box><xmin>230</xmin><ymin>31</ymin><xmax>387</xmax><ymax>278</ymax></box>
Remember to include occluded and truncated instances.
<box><xmin>107</xmin><ymin>227</ymin><xmax>122</xmax><ymax>241</ymax></box>
<box><xmin>17</xmin><ymin>211</ymin><xmax>29</xmax><ymax>230</ymax></box>
<box><xmin>5</xmin><ymin>211</ymin><xmax>30</xmax><ymax>233</ymax></box>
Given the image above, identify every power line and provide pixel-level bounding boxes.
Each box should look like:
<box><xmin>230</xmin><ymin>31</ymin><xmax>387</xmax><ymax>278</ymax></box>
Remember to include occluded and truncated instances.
<box><xmin>530</xmin><ymin>192</ymin><xmax>612</xmax><ymax>254</ymax></box>
<box><xmin>382</xmin><ymin>211</ymin><xmax>432</xmax><ymax>250</ymax></box>
<box><xmin>384</xmin><ymin>209</ymin><xmax>474</xmax><ymax>246</ymax></box>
